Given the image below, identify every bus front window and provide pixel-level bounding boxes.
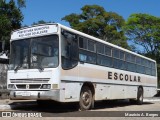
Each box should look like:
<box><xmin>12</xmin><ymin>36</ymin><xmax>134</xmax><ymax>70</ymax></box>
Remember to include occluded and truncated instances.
<box><xmin>9</xmin><ymin>35</ymin><xmax>59</xmax><ymax>70</ymax></box>
<box><xmin>9</xmin><ymin>39</ymin><xmax>30</xmax><ymax>70</ymax></box>
<box><xmin>31</xmin><ymin>35</ymin><xmax>59</xmax><ymax>69</ymax></box>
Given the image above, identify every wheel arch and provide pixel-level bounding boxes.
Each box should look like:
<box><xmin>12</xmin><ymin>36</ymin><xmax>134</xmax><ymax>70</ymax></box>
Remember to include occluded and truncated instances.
<box><xmin>138</xmin><ymin>85</ymin><xmax>144</xmax><ymax>93</ymax></box>
<box><xmin>80</xmin><ymin>82</ymin><xmax>95</xmax><ymax>96</ymax></box>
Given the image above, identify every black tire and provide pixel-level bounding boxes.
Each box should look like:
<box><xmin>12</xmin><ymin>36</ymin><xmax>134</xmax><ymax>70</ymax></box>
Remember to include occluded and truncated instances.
<box><xmin>79</xmin><ymin>86</ymin><xmax>93</xmax><ymax>111</ymax></box>
<box><xmin>137</xmin><ymin>87</ymin><xmax>143</xmax><ymax>105</ymax></box>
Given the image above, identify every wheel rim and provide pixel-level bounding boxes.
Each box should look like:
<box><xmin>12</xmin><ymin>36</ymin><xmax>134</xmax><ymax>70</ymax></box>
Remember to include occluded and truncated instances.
<box><xmin>82</xmin><ymin>91</ymin><xmax>91</xmax><ymax>106</ymax></box>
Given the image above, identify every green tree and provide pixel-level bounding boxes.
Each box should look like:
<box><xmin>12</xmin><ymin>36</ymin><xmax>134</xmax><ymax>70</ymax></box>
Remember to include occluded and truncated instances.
<box><xmin>62</xmin><ymin>5</ymin><xmax>130</xmax><ymax>49</ymax></box>
<box><xmin>0</xmin><ymin>0</ymin><xmax>25</xmax><ymax>50</ymax></box>
<box><xmin>124</xmin><ymin>13</ymin><xmax>160</xmax><ymax>59</ymax></box>
<box><xmin>16</xmin><ymin>0</ymin><xmax>26</xmax><ymax>8</ymax></box>
<box><xmin>124</xmin><ymin>13</ymin><xmax>160</xmax><ymax>88</ymax></box>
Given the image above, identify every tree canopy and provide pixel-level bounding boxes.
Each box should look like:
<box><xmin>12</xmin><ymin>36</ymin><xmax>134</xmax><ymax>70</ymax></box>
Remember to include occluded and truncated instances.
<box><xmin>124</xmin><ymin>13</ymin><xmax>160</xmax><ymax>60</ymax></box>
<box><xmin>62</xmin><ymin>5</ymin><xmax>130</xmax><ymax>49</ymax></box>
<box><xmin>0</xmin><ymin>0</ymin><xmax>25</xmax><ymax>50</ymax></box>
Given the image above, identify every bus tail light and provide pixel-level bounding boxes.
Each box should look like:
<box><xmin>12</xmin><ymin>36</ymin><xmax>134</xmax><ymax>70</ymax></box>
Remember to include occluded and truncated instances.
<box><xmin>40</xmin><ymin>84</ymin><xmax>51</xmax><ymax>89</ymax></box>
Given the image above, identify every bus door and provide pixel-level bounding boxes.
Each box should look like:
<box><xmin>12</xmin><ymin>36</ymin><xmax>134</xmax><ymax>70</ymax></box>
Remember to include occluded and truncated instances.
<box><xmin>61</xmin><ymin>30</ymin><xmax>79</xmax><ymax>99</ymax></box>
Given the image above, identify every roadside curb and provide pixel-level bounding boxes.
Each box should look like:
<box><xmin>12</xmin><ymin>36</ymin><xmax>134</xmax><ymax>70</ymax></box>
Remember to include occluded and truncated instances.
<box><xmin>0</xmin><ymin>104</ymin><xmax>36</xmax><ymax>110</ymax></box>
<box><xmin>0</xmin><ymin>105</ymin><xmax>12</xmax><ymax>110</ymax></box>
<box><xmin>143</xmin><ymin>98</ymin><xmax>160</xmax><ymax>102</ymax></box>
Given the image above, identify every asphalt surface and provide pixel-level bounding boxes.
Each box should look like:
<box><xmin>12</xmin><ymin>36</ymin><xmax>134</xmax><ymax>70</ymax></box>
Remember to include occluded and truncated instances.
<box><xmin>0</xmin><ymin>98</ymin><xmax>160</xmax><ymax>120</ymax></box>
<box><xmin>0</xmin><ymin>98</ymin><xmax>160</xmax><ymax>117</ymax></box>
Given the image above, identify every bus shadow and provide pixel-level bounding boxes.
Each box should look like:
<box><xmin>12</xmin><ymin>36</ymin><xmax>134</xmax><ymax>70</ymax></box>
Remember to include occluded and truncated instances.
<box><xmin>9</xmin><ymin>100</ymin><xmax>154</xmax><ymax>113</ymax></box>
<box><xmin>94</xmin><ymin>100</ymin><xmax>154</xmax><ymax>110</ymax></box>
<box><xmin>9</xmin><ymin>100</ymin><xmax>79</xmax><ymax>113</ymax></box>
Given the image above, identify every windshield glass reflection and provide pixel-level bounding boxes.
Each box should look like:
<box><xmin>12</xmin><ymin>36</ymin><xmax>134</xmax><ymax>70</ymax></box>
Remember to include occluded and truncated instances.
<box><xmin>9</xmin><ymin>35</ymin><xmax>59</xmax><ymax>70</ymax></box>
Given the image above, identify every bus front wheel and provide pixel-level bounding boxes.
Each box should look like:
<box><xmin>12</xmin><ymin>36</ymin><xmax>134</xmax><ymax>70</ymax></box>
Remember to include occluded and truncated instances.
<box><xmin>79</xmin><ymin>86</ymin><xmax>93</xmax><ymax>111</ymax></box>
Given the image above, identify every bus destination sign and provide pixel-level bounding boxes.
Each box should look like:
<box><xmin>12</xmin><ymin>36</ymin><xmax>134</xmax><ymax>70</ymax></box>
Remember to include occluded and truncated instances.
<box><xmin>11</xmin><ymin>25</ymin><xmax>58</xmax><ymax>40</ymax></box>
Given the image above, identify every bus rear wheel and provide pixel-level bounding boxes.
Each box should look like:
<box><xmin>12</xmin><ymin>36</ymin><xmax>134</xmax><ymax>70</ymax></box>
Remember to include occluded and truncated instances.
<box><xmin>79</xmin><ymin>86</ymin><xmax>93</xmax><ymax>111</ymax></box>
<box><xmin>137</xmin><ymin>87</ymin><xmax>143</xmax><ymax>105</ymax></box>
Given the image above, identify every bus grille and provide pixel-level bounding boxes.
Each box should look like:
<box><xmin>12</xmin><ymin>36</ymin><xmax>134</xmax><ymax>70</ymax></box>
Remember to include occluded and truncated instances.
<box><xmin>16</xmin><ymin>85</ymin><xmax>26</xmax><ymax>89</ymax></box>
<box><xmin>10</xmin><ymin>78</ymin><xmax>49</xmax><ymax>83</ymax></box>
<box><xmin>16</xmin><ymin>84</ymin><xmax>41</xmax><ymax>89</ymax></box>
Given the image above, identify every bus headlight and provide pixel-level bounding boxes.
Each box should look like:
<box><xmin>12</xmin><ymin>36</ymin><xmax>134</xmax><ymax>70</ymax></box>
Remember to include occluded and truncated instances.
<box><xmin>52</xmin><ymin>84</ymin><xmax>58</xmax><ymax>89</ymax></box>
<box><xmin>8</xmin><ymin>84</ymin><xmax>16</xmax><ymax>89</ymax></box>
<box><xmin>40</xmin><ymin>84</ymin><xmax>51</xmax><ymax>89</ymax></box>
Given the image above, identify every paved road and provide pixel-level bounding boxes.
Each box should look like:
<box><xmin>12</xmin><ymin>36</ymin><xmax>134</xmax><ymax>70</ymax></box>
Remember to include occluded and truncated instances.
<box><xmin>0</xmin><ymin>99</ymin><xmax>160</xmax><ymax>119</ymax></box>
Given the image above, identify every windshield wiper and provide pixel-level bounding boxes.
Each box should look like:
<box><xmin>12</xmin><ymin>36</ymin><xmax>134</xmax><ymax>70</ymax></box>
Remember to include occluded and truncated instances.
<box><xmin>14</xmin><ymin>65</ymin><xmax>21</xmax><ymax>72</ymax></box>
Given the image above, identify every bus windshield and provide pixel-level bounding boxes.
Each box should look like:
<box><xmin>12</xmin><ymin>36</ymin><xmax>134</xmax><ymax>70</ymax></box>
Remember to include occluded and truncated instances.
<box><xmin>9</xmin><ymin>35</ymin><xmax>59</xmax><ymax>70</ymax></box>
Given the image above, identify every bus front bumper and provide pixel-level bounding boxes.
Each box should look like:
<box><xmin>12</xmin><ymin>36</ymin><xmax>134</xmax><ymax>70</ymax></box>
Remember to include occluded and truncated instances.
<box><xmin>10</xmin><ymin>90</ymin><xmax>60</xmax><ymax>101</ymax></box>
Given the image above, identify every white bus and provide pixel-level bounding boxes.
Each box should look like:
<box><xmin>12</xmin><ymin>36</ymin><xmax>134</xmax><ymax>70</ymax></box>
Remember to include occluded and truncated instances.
<box><xmin>7</xmin><ymin>23</ymin><xmax>157</xmax><ymax>110</ymax></box>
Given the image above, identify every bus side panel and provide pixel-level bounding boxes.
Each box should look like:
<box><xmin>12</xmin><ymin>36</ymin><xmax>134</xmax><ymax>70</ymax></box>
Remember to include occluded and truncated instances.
<box><xmin>95</xmin><ymin>84</ymin><xmax>110</xmax><ymax>100</ymax></box>
<box><xmin>95</xmin><ymin>85</ymin><xmax>137</xmax><ymax>100</ymax></box>
<box><xmin>143</xmin><ymin>87</ymin><xmax>157</xmax><ymax>98</ymax></box>
<box><xmin>63</xmin><ymin>82</ymin><xmax>82</xmax><ymax>102</ymax></box>
<box><xmin>60</xmin><ymin>67</ymin><xmax>81</xmax><ymax>102</ymax></box>
<box><xmin>124</xmin><ymin>86</ymin><xmax>137</xmax><ymax>99</ymax></box>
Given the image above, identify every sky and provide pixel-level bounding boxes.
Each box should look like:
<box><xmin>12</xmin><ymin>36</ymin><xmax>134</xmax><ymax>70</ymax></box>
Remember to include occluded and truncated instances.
<box><xmin>22</xmin><ymin>0</ymin><xmax>160</xmax><ymax>26</ymax></box>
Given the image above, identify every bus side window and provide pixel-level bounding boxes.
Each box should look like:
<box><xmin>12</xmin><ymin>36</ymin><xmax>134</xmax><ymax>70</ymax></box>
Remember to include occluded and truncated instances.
<box><xmin>136</xmin><ymin>57</ymin><xmax>141</xmax><ymax>64</ymax></box>
<box><xmin>79</xmin><ymin>49</ymin><xmax>96</xmax><ymax>64</ymax></box>
<box><xmin>79</xmin><ymin>37</ymin><xmax>96</xmax><ymax>64</ymax></box>
<box><xmin>152</xmin><ymin>69</ymin><xmax>156</xmax><ymax>76</ymax></box>
<box><xmin>105</xmin><ymin>46</ymin><xmax>111</xmax><ymax>56</ymax></box>
<box><xmin>120</xmin><ymin>51</ymin><xmax>125</xmax><ymax>60</ymax></box>
<box><xmin>97</xmin><ymin>54</ymin><xmax>112</xmax><ymax>67</ymax></box>
<box><xmin>113</xmin><ymin>49</ymin><xmax>119</xmax><ymax>58</ymax></box>
<box><xmin>126</xmin><ymin>53</ymin><xmax>131</xmax><ymax>62</ymax></box>
<box><xmin>79</xmin><ymin>37</ymin><xmax>87</xmax><ymax>49</ymax></box>
<box><xmin>131</xmin><ymin>55</ymin><xmax>136</xmax><ymax>63</ymax></box>
<box><xmin>113</xmin><ymin>59</ymin><xmax>125</xmax><ymax>70</ymax></box>
<box><xmin>126</xmin><ymin>62</ymin><xmax>136</xmax><ymax>72</ymax></box>
<box><xmin>88</xmin><ymin>40</ymin><xmax>96</xmax><ymax>52</ymax></box>
<box><xmin>141</xmin><ymin>58</ymin><xmax>145</xmax><ymax>66</ymax></box>
<box><xmin>151</xmin><ymin>62</ymin><xmax>156</xmax><ymax>69</ymax></box>
<box><xmin>97</xmin><ymin>43</ymin><xmax>104</xmax><ymax>54</ymax></box>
